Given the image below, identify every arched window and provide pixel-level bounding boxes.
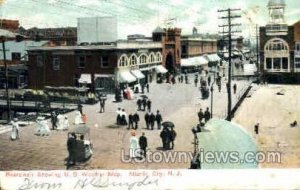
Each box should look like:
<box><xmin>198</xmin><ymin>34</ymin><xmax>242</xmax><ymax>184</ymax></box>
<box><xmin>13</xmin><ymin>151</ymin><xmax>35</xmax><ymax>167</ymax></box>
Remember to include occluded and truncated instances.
<box><xmin>129</xmin><ymin>54</ymin><xmax>138</xmax><ymax>66</ymax></box>
<box><xmin>264</xmin><ymin>38</ymin><xmax>289</xmax><ymax>52</ymax></box>
<box><xmin>118</xmin><ymin>54</ymin><xmax>129</xmax><ymax>67</ymax></box>
<box><xmin>264</xmin><ymin>38</ymin><xmax>290</xmax><ymax>72</ymax></box>
<box><xmin>139</xmin><ymin>54</ymin><xmax>148</xmax><ymax>64</ymax></box>
<box><xmin>149</xmin><ymin>53</ymin><xmax>155</xmax><ymax>63</ymax></box>
<box><xmin>156</xmin><ymin>52</ymin><xmax>162</xmax><ymax>62</ymax></box>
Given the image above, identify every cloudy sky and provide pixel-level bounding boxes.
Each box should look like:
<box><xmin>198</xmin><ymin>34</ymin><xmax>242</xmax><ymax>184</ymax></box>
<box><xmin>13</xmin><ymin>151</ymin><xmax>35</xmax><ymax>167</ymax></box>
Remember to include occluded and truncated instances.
<box><xmin>1</xmin><ymin>0</ymin><xmax>300</xmax><ymax>40</ymax></box>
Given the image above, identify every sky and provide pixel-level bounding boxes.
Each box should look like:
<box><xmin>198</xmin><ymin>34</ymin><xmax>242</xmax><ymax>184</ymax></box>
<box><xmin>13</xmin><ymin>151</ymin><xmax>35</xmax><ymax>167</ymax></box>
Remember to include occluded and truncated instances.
<box><xmin>1</xmin><ymin>0</ymin><xmax>300</xmax><ymax>41</ymax></box>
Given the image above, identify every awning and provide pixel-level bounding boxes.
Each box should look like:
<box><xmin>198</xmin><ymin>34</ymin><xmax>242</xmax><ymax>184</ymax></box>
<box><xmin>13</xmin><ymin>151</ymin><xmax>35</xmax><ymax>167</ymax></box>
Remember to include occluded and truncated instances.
<box><xmin>155</xmin><ymin>65</ymin><xmax>168</xmax><ymax>73</ymax></box>
<box><xmin>194</xmin><ymin>56</ymin><xmax>209</xmax><ymax>66</ymax></box>
<box><xmin>118</xmin><ymin>70</ymin><xmax>136</xmax><ymax>83</ymax></box>
<box><xmin>181</xmin><ymin>58</ymin><xmax>194</xmax><ymax>67</ymax></box>
<box><xmin>94</xmin><ymin>74</ymin><xmax>114</xmax><ymax>78</ymax></box>
<box><xmin>181</xmin><ymin>56</ymin><xmax>208</xmax><ymax>67</ymax></box>
<box><xmin>78</xmin><ymin>74</ymin><xmax>91</xmax><ymax>84</ymax></box>
<box><xmin>130</xmin><ymin>70</ymin><xmax>145</xmax><ymax>79</ymax></box>
<box><xmin>205</xmin><ymin>54</ymin><xmax>221</xmax><ymax>62</ymax></box>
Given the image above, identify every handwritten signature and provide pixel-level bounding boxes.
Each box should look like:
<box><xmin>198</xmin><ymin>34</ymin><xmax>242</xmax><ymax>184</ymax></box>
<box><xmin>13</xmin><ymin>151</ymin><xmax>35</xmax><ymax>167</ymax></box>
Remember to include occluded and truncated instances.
<box><xmin>18</xmin><ymin>176</ymin><xmax>159</xmax><ymax>190</ymax></box>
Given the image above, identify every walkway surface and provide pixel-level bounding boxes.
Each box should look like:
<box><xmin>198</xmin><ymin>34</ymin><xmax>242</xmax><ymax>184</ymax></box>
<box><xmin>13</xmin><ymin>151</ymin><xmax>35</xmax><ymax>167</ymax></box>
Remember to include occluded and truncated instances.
<box><xmin>0</xmin><ymin>74</ymin><xmax>250</xmax><ymax>170</ymax></box>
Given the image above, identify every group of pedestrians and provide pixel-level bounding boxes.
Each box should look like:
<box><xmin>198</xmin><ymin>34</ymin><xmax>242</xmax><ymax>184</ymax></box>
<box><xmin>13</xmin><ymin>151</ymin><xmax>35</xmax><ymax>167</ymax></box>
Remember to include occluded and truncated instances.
<box><xmin>137</xmin><ymin>98</ymin><xmax>152</xmax><ymax>112</ymax></box>
<box><xmin>197</xmin><ymin>107</ymin><xmax>211</xmax><ymax>124</ymax></box>
<box><xmin>116</xmin><ymin>108</ymin><xmax>128</xmax><ymax>125</ymax></box>
<box><xmin>160</xmin><ymin>126</ymin><xmax>177</xmax><ymax>150</ymax></box>
<box><xmin>144</xmin><ymin>110</ymin><xmax>163</xmax><ymax>130</ymax></box>
<box><xmin>128</xmin><ymin>112</ymin><xmax>140</xmax><ymax>130</ymax></box>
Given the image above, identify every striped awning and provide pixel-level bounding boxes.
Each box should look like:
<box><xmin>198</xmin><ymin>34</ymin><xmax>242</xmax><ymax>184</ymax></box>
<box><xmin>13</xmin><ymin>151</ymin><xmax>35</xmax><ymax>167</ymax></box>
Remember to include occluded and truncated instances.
<box><xmin>130</xmin><ymin>69</ymin><xmax>145</xmax><ymax>79</ymax></box>
<box><xmin>155</xmin><ymin>65</ymin><xmax>168</xmax><ymax>73</ymax></box>
<box><xmin>118</xmin><ymin>70</ymin><xmax>136</xmax><ymax>83</ymax></box>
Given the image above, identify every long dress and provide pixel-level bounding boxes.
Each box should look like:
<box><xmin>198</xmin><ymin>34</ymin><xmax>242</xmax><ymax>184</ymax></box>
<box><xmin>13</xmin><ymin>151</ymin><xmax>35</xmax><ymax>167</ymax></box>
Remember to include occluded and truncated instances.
<box><xmin>74</xmin><ymin>111</ymin><xmax>83</xmax><ymax>125</ymax></box>
<box><xmin>129</xmin><ymin>136</ymin><xmax>140</xmax><ymax>158</ymax></box>
<box><xmin>56</xmin><ymin>114</ymin><xmax>64</xmax><ymax>130</ymax></box>
<box><xmin>36</xmin><ymin>118</ymin><xmax>50</xmax><ymax>136</ymax></box>
<box><xmin>10</xmin><ymin>122</ymin><xmax>19</xmax><ymax>140</ymax></box>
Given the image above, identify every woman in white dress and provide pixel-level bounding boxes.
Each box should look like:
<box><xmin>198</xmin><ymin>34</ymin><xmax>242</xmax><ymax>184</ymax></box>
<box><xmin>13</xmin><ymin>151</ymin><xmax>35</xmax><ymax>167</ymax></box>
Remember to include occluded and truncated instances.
<box><xmin>74</xmin><ymin>110</ymin><xmax>83</xmax><ymax>125</ymax></box>
<box><xmin>11</xmin><ymin>118</ymin><xmax>19</xmax><ymax>140</ymax></box>
<box><xmin>56</xmin><ymin>114</ymin><xmax>64</xmax><ymax>130</ymax></box>
<box><xmin>129</xmin><ymin>130</ymin><xmax>140</xmax><ymax>158</ymax></box>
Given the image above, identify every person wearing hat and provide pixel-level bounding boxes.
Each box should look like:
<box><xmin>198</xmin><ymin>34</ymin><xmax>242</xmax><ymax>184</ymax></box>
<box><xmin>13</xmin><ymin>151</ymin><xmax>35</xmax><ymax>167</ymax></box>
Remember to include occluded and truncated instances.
<box><xmin>133</xmin><ymin>112</ymin><xmax>140</xmax><ymax>130</ymax></box>
<box><xmin>155</xmin><ymin>110</ymin><xmax>163</xmax><ymax>130</ymax></box>
<box><xmin>11</xmin><ymin>118</ymin><xmax>20</xmax><ymax>140</ymax></box>
<box><xmin>139</xmin><ymin>132</ymin><xmax>148</xmax><ymax>158</ymax></box>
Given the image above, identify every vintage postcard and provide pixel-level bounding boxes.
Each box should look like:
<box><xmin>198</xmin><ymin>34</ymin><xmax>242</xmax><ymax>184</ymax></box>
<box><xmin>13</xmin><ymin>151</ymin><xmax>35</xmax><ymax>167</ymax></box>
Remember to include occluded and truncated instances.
<box><xmin>1</xmin><ymin>0</ymin><xmax>300</xmax><ymax>189</ymax></box>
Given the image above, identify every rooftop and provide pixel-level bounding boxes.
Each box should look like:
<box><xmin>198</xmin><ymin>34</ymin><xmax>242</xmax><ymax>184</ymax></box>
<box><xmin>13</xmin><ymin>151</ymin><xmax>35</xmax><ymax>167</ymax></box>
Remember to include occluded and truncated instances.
<box><xmin>27</xmin><ymin>40</ymin><xmax>162</xmax><ymax>51</ymax></box>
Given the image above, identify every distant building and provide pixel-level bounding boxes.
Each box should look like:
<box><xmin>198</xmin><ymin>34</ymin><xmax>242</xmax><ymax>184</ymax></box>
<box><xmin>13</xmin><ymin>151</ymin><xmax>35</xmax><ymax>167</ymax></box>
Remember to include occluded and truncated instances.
<box><xmin>180</xmin><ymin>34</ymin><xmax>219</xmax><ymax>73</ymax></box>
<box><xmin>77</xmin><ymin>17</ymin><xmax>118</xmax><ymax>44</ymax></box>
<box><xmin>260</xmin><ymin>0</ymin><xmax>300</xmax><ymax>82</ymax></box>
<box><xmin>0</xmin><ymin>40</ymin><xmax>49</xmax><ymax>89</ymax></box>
<box><xmin>19</xmin><ymin>27</ymin><xmax>77</xmax><ymax>46</ymax></box>
<box><xmin>152</xmin><ymin>27</ymin><xmax>181</xmax><ymax>74</ymax></box>
<box><xmin>181</xmin><ymin>35</ymin><xmax>218</xmax><ymax>58</ymax></box>
<box><xmin>127</xmin><ymin>34</ymin><xmax>151</xmax><ymax>41</ymax></box>
<box><xmin>0</xmin><ymin>19</ymin><xmax>19</xmax><ymax>32</ymax></box>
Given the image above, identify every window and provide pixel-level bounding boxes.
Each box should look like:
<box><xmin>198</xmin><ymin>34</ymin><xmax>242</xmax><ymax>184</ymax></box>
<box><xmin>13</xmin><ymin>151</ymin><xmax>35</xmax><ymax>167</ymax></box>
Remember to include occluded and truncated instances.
<box><xmin>156</xmin><ymin>52</ymin><xmax>162</xmax><ymax>62</ymax></box>
<box><xmin>149</xmin><ymin>53</ymin><xmax>155</xmax><ymax>63</ymax></box>
<box><xmin>295</xmin><ymin>58</ymin><xmax>300</xmax><ymax>69</ymax></box>
<box><xmin>77</xmin><ymin>56</ymin><xmax>85</xmax><ymax>68</ymax></box>
<box><xmin>139</xmin><ymin>54</ymin><xmax>147</xmax><ymax>64</ymax></box>
<box><xmin>273</xmin><ymin>58</ymin><xmax>281</xmax><ymax>69</ymax></box>
<box><xmin>100</xmin><ymin>56</ymin><xmax>109</xmax><ymax>68</ymax></box>
<box><xmin>266</xmin><ymin>58</ymin><xmax>272</xmax><ymax>69</ymax></box>
<box><xmin>37</xmin><ymin>55</ymin><xmax>43</xmax><ymax>67</ymax></box>
<box><xmin>11</xmin><ymin>52</ymin><xmax>21</xmax><ymax>61</ymax></box>
<box><xmin>265</xmin><ymin>38</ymin><xmax>289</xmax><ymax>52</ymax></box>
<box><xmin>296</xmin><ymin>43</ymin><xmax>300</xmax><ymax>51</ymax></box>
<box><xmin>282</xmin><ymin>57</ymin><xmax>288</xmax><ymax>69</ymax></box>
<box><xmin>129</xmin><ymin>55</ymin><xmax>137</xmax><ymax>66</ymax></box>
<box><xmin>118</xmin><ymin>54</ymin><xmax>128</xmax><ymax>67</ymax></box>
<box><xmin>52</xmin><ymin>57</ymin><xmax>60</xmax><ymax>70</ymax></box>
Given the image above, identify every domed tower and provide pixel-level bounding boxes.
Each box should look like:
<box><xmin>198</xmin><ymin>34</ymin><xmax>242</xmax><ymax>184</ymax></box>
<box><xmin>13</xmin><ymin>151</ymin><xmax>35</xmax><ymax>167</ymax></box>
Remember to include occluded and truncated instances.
<box><xmin>266</xmin><ymin>0</ymin><xmax>288</xmax><ymax>35</ymax></box>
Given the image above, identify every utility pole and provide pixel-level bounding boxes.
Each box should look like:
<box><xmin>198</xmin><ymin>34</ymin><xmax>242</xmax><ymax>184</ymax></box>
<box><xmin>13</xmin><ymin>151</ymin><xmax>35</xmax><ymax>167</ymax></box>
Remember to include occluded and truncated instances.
<box><xmin>218</xmin><ymin>8</ymin><xmax>241</xmax><ymax>121</ymax></box>
<box><xmin>1</xmin><ymin>38</ymin><xmax>11</xmax><ymax>123</ymax></box>
<box><xmin>256</xmin><ymin>24</ymin><xmax>260</xmax><ymax>72</ymax></box>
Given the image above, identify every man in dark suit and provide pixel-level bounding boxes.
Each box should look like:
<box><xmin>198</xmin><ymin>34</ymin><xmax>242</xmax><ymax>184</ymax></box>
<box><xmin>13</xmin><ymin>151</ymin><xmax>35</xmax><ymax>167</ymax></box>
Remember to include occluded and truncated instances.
<box><xmin>142</xmin><ymin>98</ymin><xmax>147</xmax><ymax>111</ymax></box>
<box><xmin>155</xmin><ymin>110</ymin><xmax>163</xmax><ymax>130</ymax></box>
<box><xmin>137</xmin><ymin>99</ymin><xmax>142</xmax><ymax>111</ymax></box>
<box><xmin>204</xmin><ymin>107</ymin><xmax>211</xmax><ymax>123</ymax></box>
<box><xmin>128</xmin><ymin>113</ymin><xmax>134</xmax><ymax>129</ymax></box>
<box><xmin>133</xmin><ymin>112</ymin><xmax>140</xmax><ymax>129</ymax></box>
<box><xmin>149</xmin><ymin>112</ymin><xmax>156</xmax><ymax>130</ymax></box>
<box><xmin>139</xmin><ymin>132</ymin><xmax>148</xmax><ymax>158</ymax></box>
<box><xmin>144</xmin><ymin>112</ymin><xmax>150</xmax><ymax>129</ymax></box>
<box><xmin>197</xmin><ymin>109</ymin><xmax>204</xmax><ymax>124</ymax></box>
<box><xmin>146</xmin><ymin>99</ymin><xmax>152</xmax><ymax>112</ymax></box>
<box><xmin>67</xmin><ymin>133</ymin><xmax>77</xmax><ymax>167</ymax></box>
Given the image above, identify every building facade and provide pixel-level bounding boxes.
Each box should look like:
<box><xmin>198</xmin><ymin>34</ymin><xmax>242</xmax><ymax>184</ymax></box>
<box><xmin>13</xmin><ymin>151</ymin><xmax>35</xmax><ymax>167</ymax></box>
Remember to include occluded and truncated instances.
<box><xmin>27</xmin><ymin>41</ymin><xmax>163</xmax><ymax>91</ymax></box>
<box><xmin>152</xmin><ymin>27</ymin><xmax>181</xmax><ymax>74</ymax></box>
<box><xmin>260</xmin><ymin>0</ymin><xmax>300</xmax><ymax>82</ymax></box>
<box><xmin>0</xmin><ymin>19</ymin><xmax>19</xmax><ymax>32</ymax></box>
<box><xmin>181</xmin><ymin>36</ymin><xmax>217</xmax><ymax>58</ymax></box>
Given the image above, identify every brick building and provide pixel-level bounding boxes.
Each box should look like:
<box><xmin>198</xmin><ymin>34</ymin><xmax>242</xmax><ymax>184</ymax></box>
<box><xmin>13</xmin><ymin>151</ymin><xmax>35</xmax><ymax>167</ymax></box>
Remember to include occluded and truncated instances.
<box><xmin>181</xmin><ymin>35</ymin><xmax>217</xmax><ymax>58</ymax></box>
<box><xmin>27</xmin><ymin>40</ymin><xmax>164</xmax><ymax>91</ymax></box>
<box><xmin>260</xmin><ymin>0</ymin><xmax>300</xmax><ymax>82</ymax></box>
<box><xmin>152</xmin><ymin>27</ymin><xmax>181</xmax><ymax>74</ymax></box>
<box><xmin>0</xmin><ymin>19</ymin><xmax>19</xmax><ymax>32</ymax></box>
